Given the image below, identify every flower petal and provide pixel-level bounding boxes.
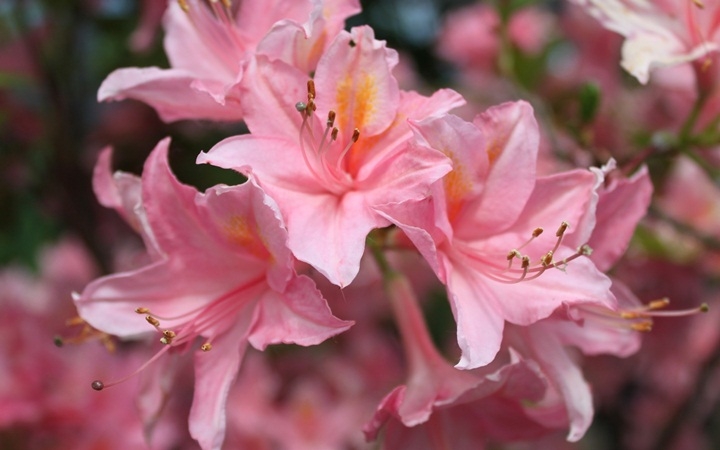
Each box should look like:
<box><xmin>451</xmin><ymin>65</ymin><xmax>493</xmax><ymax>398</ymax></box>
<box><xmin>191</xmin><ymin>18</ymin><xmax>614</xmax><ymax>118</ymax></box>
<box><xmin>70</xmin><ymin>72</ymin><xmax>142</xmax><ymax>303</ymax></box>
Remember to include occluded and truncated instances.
<box><xmin>247</xmin><ymin>274</ymin><xmax>353</xmax><ymax>349</ymax></box>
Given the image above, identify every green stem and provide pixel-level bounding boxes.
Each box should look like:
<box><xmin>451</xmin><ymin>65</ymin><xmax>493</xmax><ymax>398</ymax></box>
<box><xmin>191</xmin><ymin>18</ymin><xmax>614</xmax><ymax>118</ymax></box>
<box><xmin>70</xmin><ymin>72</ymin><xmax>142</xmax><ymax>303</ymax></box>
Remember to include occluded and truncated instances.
<box><xmin>679</xmin><ymin>91</ymin><xmax>708</xmax><ymax>145</ymax></box>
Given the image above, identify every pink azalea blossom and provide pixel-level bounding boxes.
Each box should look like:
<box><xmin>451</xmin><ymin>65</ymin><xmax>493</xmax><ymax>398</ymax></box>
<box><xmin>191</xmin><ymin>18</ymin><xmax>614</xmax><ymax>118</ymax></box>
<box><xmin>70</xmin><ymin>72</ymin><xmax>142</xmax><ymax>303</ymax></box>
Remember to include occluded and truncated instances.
<box><xmin>363</xmin><ymin>273</ymin><xmax>559</xmax><ymax>449</ymax></box>
<box><xmin>570</xmin><ymin>0</ymin><xmax>720</xmax><ymax>84</ymax></box>
<box><xmin>367</xmin><ymin>160</ymin><xmax>655</xmax><ymax>444</ymax></box>
<box><xmin>75</xmin><ymin>138</ymin><xmax>352</xmax><ymax>450</ymax></box>
<box><xmin>98</xmin><ymin>0</ymin><xmax>360</xmax><ymax>121</ymax></box>
<box><xmin>198</xmin><ymin>25</ymin><xmax>464</xmax><ymax>286</ymax></box>
<box><xmin>499</xmin><ymin>160</ymin><xmax>654</xmax><ymax>441</ymax></box>
<box><xmin>375</xmin><ymin>102</ymin><xmax>617</xmax><ymax>369</ymax></box>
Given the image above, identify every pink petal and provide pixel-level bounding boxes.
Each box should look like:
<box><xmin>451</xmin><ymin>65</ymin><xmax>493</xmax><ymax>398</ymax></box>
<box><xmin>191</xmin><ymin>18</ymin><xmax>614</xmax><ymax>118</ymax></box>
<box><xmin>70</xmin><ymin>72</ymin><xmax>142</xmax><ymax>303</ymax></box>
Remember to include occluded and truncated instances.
<box><xmin>189</xmin><ymin>318</ymin><xmax>251</xmax><ymax>450</ymax></box>
<box><xmin>314</xmin><ymin>26</ymin><xmax>400</xmax><ymax>139</ymax></box>
<box><xmin>356</xmin><ymin>88</ymin><xmax>465</xmax><ymax>177</ymax></box>
<box><xmin>98</xmin><ymin>67</ymin><xmax>243</xmax><ymax>122</ymax></box>
<box><xmin>238</xmin><ymin>56</ymin><xmax>308</xmax><ymax>139</ymax></box>
<box><xmin>197</xmin><ymin>134</ymin><xmax>321</xmax><ymax>191</ymax></box>
<box><xmin>446</xmin><ymin>262</ymin><xmax>507</xmax><ymax>369</ymax></box>
<box><xmin>163</xmin><ymin>1</ymin><xmax>246</xmax><ymax>79</ymax></box>
<box><xmin>199</xmin><ymin>179</ymin><xmax>293</xmax><ymax>292</ymax></box>
<box><xmin>276</xmin><ymin>188</ymin><xmax>386</xmax><ymax>286</ymax></box>
<box><xmin>361</xmin><ymin>139</ymin><xmax>452</xmax><ymax>205</ymax></box>
<box><xmin>461</xmin><ymin>101</ymin><xmax>539</xmax><ymax>238</ymax></box>
<box><xmin>589</xmin><ymin>166</ymin><xmax>652</xmax><ymax>271</ymax></box>
<box><xmin>526</xmin><ymin>324</ymin><xmax>593</xmax><ymax>442</ymax></box>
<box><xmin>247</xmin><ymin>274</ymin><xmax>353</xmax><ymax>349</ymax></box>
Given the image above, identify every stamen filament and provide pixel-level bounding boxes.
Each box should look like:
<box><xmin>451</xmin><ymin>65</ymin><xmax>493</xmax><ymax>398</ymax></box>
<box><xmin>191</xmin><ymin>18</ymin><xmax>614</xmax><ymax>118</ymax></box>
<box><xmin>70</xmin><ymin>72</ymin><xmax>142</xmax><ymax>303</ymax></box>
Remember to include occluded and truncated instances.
<box><xmin>91</xmin><ymin>345</ymin><xmax>171</xmax><ymax>391</ymax></box>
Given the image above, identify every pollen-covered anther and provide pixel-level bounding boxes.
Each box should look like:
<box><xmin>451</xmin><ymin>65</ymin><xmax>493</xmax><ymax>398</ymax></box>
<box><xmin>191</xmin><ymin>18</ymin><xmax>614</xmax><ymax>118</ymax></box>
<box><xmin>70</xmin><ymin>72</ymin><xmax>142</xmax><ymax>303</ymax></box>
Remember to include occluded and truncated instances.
<box><xmin>648</xmin><ymin>298</ymin><xmax>670</xmax><ymax>310</ymax></box>
<box><xmin>307</xmin><ymin>80</ymin><xmax>316</xmax><ymax>100</ymax></box>
<box><xmin>160</xmin><ymin>329</ymin><xmax>177</xmax><ymax>345</ymax></box>
<box><xmin>532</xmin><ymin>227</ymin><xmax>544</xmax><ymax>238</ymax></box>
<box><xmin>135</xmin><ymin>307</ymin><xmax>150</xmax><ymax>314</ymax></box>
<box><xmin>631</xmin><ymin>321</ymin><xmax>653</xmax><ymax>332</ymax></box>
<box><xmin>54</xmin><ymin>316</ymin><xmax>116</xmax><ymax>352</ymax></box>
<box><xmin>541</xmin><ymin>251</ymin><xmax>554</xmax><ymax>267</ymax></box>
<box><xmin>621</xmin><ymin>297</ymin><xmax>709</xmax><ymax>320</ymax></box>
<box><xmin>693</xmin><ymin>0</ymin><xmax>705</xmax><ymax>8</ymax></box>
<box><xmin>145</xmin><ymin>315</ymin><xmax>161</xmax><ymax>328</ymax></box>
<box><xmin>327</xmin><ymin>110</ymin><xmax>336</xmax><ymax>128</ymax></box>
<box><xmin>201</xmin><ymin>343</ymin><xmax>213</xmax><ymax>352</ymax></box>
<box><xmin>555</xmin><ymin>221</ymin><xmax>569</xmax><ymax>238</ymax></box>
<box><xmin>506</xmin><ymin>249</ymin><xmax>522</xmax><ymax>270</ymax></box>
<box><xmin>177</xmin><ymin>0</ymin><xmax>190</xmax><ymax>13</ymax></box>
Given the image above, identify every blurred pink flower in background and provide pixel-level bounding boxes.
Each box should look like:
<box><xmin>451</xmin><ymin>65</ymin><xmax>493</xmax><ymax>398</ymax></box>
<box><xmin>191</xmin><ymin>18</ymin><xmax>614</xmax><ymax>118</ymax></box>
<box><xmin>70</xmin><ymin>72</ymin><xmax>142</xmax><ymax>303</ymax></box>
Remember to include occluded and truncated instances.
<box><xmin>0</xmin><ymin>238</ymin><xmax>191</xmax><ymax>449</ymax></box>
<box><xmin>570</xmin><ymin>0</ymin><xmax>720</xmax><ymax>85</ymax></box>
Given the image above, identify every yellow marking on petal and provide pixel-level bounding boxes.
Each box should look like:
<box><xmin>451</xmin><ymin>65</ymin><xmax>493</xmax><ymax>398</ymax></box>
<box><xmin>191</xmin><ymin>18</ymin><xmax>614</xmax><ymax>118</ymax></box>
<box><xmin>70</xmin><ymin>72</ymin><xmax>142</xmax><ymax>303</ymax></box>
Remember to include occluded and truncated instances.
<box><xmin>442</xmin><ymin>150</ymin><xmax>472</xmax><ymax>222</ymax></box>
<box><xmin>336</xmin><ymin>73</ymin><xmax>377</xmax><ymax>133</ymax></box>
<box><xmin>223</xmin><ymin>215</ymin><xmax>271</xmax><ymax>260</ymax></box>
<box><xmin>486</xmin><ymin>140</ymin><xmax>503</xmax><ymax>166</ymax></box>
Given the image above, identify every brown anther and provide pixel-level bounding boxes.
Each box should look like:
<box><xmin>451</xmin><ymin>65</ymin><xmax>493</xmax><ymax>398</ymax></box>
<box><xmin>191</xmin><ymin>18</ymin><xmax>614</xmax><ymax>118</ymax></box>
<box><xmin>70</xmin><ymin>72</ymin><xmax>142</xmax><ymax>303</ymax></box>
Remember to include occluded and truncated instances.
<box><xmin>163</xmin><ymin>330</ymin><xmax>176</xmax><ymax>339</ymax></box>
<box><xmin>351</xmin><ymin>128</ymin><xmax>360</xmax><ymax>142</ymax></box>
<box><xmin>221</xmin><ymin>0</ymin><xmax>232</xmax><ymax>8</ymax></box>
<box><xmin>620</xmin><ymin>311</ymin><xmax>641</xmax><ymax>319</ymax></box>
<box><xmin>556</xmin><ymin>221</ymin><xmax>569</xmax><ymax>237</ymax></box>
<box><xmin>307</xmin><ymin>80</ymin><xmax>316</xmax><ymax>100</ymax></box>
<box><xmin>532</xmin><ymin>228</ymin><xmax>544</xmax><ymax>237</ymax></box>
<box><xmin>631</xmin><ymin>321</ymin><xmax>653</xmax><ymax>332</ymax></box>
<box><xmin>201</xmin><ymin>343</ymin><xmax>213</xmax><ymax>352</ymax></box>
<box><xmin>53</xmin><ymin>336</ymin><xmax>64</xmax><ymax>347</ymax></box>
<box><xmin>178</xmin><ymin>0</ymin><xmax>190</xmax><ymax>13</ymax></box>
<box><xmin>693</xmin><ymin>0</ymin><xmax>705</xmax><ymax>8</ymax></box>
<box><xmin>541</xmin><ymin>251</ymin><xmax>554</xmax><ymax>267</ymax></box>
<box><xmin>327</xmin><ymin>111</ymin><xmax>336</xmax><ymax>127</ymax></box>
<box><xmin>91</xmin><ymin>380</ymin><xmax>105</xmax><ymax>391</ymax></box>
<box><xmin>135</xmin><ymin>307</ymin><xmax>150</xmax><ymax>314</ymax></box>
<box><xmin>579</xmin><ymin>244</ymin><xmax>593</xmax><ymax>256</ymax></box>
<box><xmin>331</xmin><ymin>128</ymin><xmax>339</xmax><ymax>141</ymax></box>
<box><xmin>66</xmin><ymin>316</ymin><xmax>85</xmax><ymax>326</ymax></box>
<box><xmin>506</xmin><ymin>249</ymin><xmax>520</xmax><ymax>261</ymax></box>
<box><xmin>520</xmin><ymin>256</ymin><xmax>530</xmax><ymax>269</ymax></box>
<box><xmin>648</xmin><ymin>298</ymin><xmax>670</xmax><ymax>310</ymax></box>
<box><xmin>702</xmin><ymin>58</ymin><xmax>712</xmax><ymax>72</ymax></box>
<box><xmin>145</xmin><ymin>315</ymin><xmax>160</xmax><ymax>327</ymax></box>
<box><xmin>700</xmin><ymin>303</ymin><xmax>710</xmax><ymax>313</ymax></box>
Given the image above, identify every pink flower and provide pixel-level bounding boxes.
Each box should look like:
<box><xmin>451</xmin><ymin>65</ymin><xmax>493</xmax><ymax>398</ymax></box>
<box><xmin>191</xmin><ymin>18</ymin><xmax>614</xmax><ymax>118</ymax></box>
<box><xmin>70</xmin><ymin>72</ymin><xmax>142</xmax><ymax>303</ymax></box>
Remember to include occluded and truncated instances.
<box><xmin>198</xmin><ymin>25</ymin><xmax>464</xmax><ymax>286</ymax></box>
<box><xmin>570</xmin><ymin>0</ymin><xmax>720</xmax><ymax>84</ymax></box>
<box><xmin>75</xmin><ymin>138</ymin><xmax>352</xmax><ymax>450</ymax></box>
<box><xmin>98</xmin><ymin>0</ymin><xmax>360</xmax><ymax>122</ymax></box>
<box><xmin>363</xmin><ymin>273</ymin><xmax>554</xmax><ymax>448</ymax></box>
<box><xmin>376</xmin><ymin>102</ymin><xmax>616</xmax><ymax>369</ymax></box>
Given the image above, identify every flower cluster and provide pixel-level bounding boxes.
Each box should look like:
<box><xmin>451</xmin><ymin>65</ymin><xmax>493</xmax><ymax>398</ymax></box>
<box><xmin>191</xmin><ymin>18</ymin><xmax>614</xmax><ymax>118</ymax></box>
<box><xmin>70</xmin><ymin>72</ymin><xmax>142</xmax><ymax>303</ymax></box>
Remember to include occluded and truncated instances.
<box><xmin>2</xmin><ymin>0</ymin><xmax>717</xmax><ymax>449</ymax></box>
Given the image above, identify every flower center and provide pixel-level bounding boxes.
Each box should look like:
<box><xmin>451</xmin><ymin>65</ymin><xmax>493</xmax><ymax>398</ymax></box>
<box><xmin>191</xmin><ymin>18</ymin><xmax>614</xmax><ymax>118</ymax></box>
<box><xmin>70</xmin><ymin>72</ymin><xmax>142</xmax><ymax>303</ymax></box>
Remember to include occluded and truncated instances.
<box><xmin>295</xmin><ymin>80</ymin><xmax>360</xmax><ymax>194</ymax></box>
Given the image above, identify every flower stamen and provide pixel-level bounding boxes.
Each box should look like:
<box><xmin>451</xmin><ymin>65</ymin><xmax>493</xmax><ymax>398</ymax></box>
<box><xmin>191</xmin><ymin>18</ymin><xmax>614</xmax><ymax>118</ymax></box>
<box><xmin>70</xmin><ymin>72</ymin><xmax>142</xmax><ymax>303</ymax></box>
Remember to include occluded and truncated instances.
<box><xmin>460</xmin><ymin>221</ymin><xmax>590</xmax><ymax>284</ymax></box>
